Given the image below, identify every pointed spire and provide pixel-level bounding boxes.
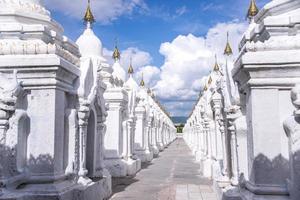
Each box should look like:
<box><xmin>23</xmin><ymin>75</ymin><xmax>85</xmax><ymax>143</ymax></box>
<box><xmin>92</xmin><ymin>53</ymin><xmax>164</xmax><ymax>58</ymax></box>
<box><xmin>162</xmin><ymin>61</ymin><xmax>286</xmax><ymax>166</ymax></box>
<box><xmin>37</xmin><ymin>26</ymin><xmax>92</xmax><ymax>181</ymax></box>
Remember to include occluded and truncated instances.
<box><xmin>224</xmin><ymin>32</ymin><xmax>233</xmax><ymax>56</ymax></box>
<box><xmin>113</xmin><ymin>39</ymin><xmax>121</xmax><ymax>61</ymax></box>
<box><xmin>84</xmin><ymin>0</ymin><xmax>95</xmax><ymax>25</ymax></box>
<box><xmin>213</xmin><ymin>54</ymin><xmax>220</xmax><ymax>71</ymax></box>
<box><xmin>140</xmin><ymin>73</ymin><xmax>145</xmax><ymax>87</ymax></box>
<box><xmin>208</xmin><ymin>76</ymin><xmax>212</xmax><ymax>85</ymax></box>
<box><xmin>128</xmin><ymin>58</ymin><xmax>134</xmax><ymax>75</ymax></box>
<box><xmin>247</xmin><ymin>0</ymin><xmax>259</xmax><ymax>19</ymax></box>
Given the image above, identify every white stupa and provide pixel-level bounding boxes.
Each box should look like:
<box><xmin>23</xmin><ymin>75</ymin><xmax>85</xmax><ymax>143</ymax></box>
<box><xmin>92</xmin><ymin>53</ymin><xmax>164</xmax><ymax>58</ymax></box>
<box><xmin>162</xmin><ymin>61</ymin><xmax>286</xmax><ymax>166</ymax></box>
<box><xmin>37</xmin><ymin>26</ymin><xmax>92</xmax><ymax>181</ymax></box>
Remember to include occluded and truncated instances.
<box><xmin>112</xmin><ymin>45</ymin><xmax>126</xmax><ymax>83</ymax></box>
<box><xmin>76</xmin><ymin>4</ymin><xmax>103</xmax><ymax>59</ymax></box>
<box><xmin>124</xmin><ymin>61</ymin><xmax>139</xmax><ymax>91</ymax></box>
<box><xmin>77</xmin><ymin>27</ymin><xmax>103</xmax><ymax>58</ymax></box>
<box><xmin>75</xmin><ymin>1</ymin><xmax>103</xmax><ymax>98</ymax></box>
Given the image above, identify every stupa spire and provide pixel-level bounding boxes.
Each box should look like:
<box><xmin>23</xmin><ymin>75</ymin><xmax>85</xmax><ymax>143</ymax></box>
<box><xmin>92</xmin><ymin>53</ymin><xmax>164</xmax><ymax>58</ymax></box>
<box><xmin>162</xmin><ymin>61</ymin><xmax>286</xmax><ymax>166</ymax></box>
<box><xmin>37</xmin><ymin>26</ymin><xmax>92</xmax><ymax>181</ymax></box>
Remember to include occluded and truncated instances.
<box><xmin>128</xmin><ymin>58</ymin><xmax>134</xmax><ymax>75</ymax></box>
<box><xmin>247</xmin><ymin>0</ymin><xmax>259</xmax><ymax>20</ymax></box>
<box><xmin>208</xmin><ymin>76</ymin><xmax>212</xmax><ymax>85</ymax></box>
<box><xmin>113</xmin><ymin>39</ymin><xmax>121</xmax><ymax>61</ymax></box>
<box><xmin>84</xmin><ymin>0</ymin><xmax>95</xmax><ymax>27</ymax></box>
<box><xmin>213</xmin><ymin>54</ymin><xmax>220</xmax><ymax>71</ymax></box>
<box><xmin>224</xmin><ymin>32</ymin><xmax>233</xmax><ymax>56</ymax></box>
<box><xmin>140</xmin><ymin>73</ymin><xmax>145</xmax><ymax>87</ymax></box>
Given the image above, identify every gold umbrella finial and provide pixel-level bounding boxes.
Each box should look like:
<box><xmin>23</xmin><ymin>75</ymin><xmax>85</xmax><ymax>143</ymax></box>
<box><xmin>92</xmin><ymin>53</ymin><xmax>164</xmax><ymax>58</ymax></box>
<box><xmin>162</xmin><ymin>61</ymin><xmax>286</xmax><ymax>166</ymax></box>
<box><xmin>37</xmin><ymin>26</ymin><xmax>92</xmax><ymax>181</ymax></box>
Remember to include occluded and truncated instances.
<box><xmin>84</xmin><ymin>0</ymin><xmax>95</xmax><ymax>24</ymax></box>
<box><xmin>208</xmin><ymin>76</ymin><xmax>212</xmax><ymax>85</ymax></box>
<box><xmin>247</xmin><ymin>0</ymin><xmax>259</xmax><ymax>19</ymax></box>
<box><xmin>128</xmin><ymin>58</ymin><xmax>134</xmax><ymax>74</ymax></box>
<box><xmin>140</xmin><ymin>73</ymin><xmax>145</xmax><ymax>87</ymax></box>
<box><xmin>112</xmin><ymin>38</ymin><xmax>121</xmax><ymax>61</ymax></box>
<box><xmin>213</xmin><ymin>54</ymin><xmax>220</xmax><ymax>71</ymax></box>
<box><xmin>224</xmin><ymin>32</ymin><xmax>233</xmax><ymax>56</ymax></box>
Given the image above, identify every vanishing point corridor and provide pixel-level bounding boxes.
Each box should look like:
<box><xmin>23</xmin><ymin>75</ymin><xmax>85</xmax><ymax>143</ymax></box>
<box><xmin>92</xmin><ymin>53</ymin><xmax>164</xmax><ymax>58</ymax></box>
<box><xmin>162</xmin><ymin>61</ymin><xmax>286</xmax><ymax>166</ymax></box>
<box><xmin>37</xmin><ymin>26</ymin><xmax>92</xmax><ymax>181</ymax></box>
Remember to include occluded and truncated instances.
<box><xmin>110</xmin><ymin>138</ymin><xmax>217</xmax><ymax>200</ymax></box>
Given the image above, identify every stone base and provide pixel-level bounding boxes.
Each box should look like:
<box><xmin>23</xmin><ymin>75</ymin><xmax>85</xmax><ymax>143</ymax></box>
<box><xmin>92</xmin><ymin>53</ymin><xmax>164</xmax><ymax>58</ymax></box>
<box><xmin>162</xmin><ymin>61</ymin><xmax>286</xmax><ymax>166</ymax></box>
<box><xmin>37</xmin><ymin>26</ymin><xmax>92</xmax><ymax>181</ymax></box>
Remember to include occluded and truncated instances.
<box><xmin>212</xmin><ymin>162</ymin><xmax>231</xmax><ymax>188</ymax></box>
<box><xmin>195</xmin><ymin>151</ymin><xmax>203</xmax><ymax>162</ymax></box>
<box><xmin>214</xmin><ymin>181</ymin><xmax>241</xmax><ymax>200</ymax></box>
<box><xmin>157</xmin><ymin>142</ymin><xmax>165</xmax><ymax>151</ymax></box>
<box><xmin>135</xmin><ymin>150</ymin><xmax>153</xmax><ymax>162</ymax></box>
<box><xmin>0</xmin><ymin>175</ymin><xmax>112</xmax><ymax>200</ymax></box>
<box><xmin>216</xmin><ymin>177</ymin><xmax>231</xmax><ymax>189</ymax></box>
<box><xmin>192</xmin><ymin>147</ymin><xmax>198</xmax><ymax>155</ymax></box>
<box><xmin>126</xmin><ymin>158</ymin><xmax>141</xmax><ymax>176</ymax></box>
<box><xmin>214</xmin><ymin>182</ymin><xmax>290</xmax><ymax>200</ymax></box>
<box><xmin>238</xmin><ymin>188</ymin><xmax>290</xmax><ymax>200</ymax></box>
<box><xmin>201</xmin><ymin>158</ymin><xmax>212</xmax><ymax>178</ymax></box>
<box><xmin>104</xmin><ymin>158</ymin><xmax>128</xmax><ymax>177</ymax></box>
<box><xmin>151</xmin><ymin>146</ymin><xmax>160</xmax><ymax>157</ymax></box>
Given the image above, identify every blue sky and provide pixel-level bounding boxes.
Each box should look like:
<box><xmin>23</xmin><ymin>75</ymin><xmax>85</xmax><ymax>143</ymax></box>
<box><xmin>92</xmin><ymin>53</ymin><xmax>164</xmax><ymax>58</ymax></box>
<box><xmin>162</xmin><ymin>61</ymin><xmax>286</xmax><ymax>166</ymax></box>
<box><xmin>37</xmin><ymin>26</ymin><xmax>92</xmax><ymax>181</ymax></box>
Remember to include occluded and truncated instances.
<box><xmin>46</xmin><ymin>0</ymin><xmax>270</xmax><ymax>116</ymax></box>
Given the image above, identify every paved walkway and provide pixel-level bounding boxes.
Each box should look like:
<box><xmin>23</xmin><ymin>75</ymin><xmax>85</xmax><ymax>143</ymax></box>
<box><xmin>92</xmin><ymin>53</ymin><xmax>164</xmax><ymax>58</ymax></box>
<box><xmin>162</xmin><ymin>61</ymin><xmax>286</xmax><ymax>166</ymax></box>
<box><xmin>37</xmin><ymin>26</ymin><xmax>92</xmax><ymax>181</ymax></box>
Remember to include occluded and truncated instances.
<box><xmin>109</xmin><ymin>138</ymin><xmax>217</xmax><ymax>200</ymax></box>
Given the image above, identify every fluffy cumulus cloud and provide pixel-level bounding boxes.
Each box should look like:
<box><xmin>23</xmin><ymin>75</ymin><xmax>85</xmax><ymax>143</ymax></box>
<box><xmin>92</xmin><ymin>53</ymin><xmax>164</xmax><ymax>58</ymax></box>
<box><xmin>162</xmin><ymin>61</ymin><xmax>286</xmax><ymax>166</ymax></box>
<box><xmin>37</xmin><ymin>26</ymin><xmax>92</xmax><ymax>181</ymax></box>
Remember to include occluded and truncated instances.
<box><xmin>136</xmin><ymin>66</ymin><xmax>161</xmax><ymax>87</ymax></box>
<box><xmin>45</xmin><ymin>0</ymin><xmax>147</xmax><ymax>24</ymax></box>
<box><xmin>103</xmin><ymin>47</ymin><xmax>152</xmax><ymax>70</ymax></box>
<box><xmin>155</xmin><ymin>34</ymin><xmax>211</xmax><ymax>100</ymax></box>
<box><xmin>119</xmin><ymin>47</ymin><xmax>152</xmax><ymax>70</ymax></box>
<box><xmin>153</xmin><ymin>21</ymin><xmax>247</xmax><ymax>116</ymax></box>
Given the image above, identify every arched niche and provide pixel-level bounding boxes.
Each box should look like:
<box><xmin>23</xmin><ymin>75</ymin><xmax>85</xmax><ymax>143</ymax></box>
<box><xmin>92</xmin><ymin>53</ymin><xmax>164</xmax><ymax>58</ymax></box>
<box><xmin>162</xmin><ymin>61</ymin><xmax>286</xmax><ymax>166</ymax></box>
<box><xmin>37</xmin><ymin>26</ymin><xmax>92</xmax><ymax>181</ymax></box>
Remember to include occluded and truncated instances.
<box><xmin>16</xmin><ymin>111</ymin><xmax>30</xmax><ymax>173</ymax></box>
<box><xmin>86</xmin><ymin>108</ymin><xmax>96</xmax><ymax>178</ymax></box>
<box><xmin>64</xmin><ymin>109</ymin><xmax>77</xmax><ymax>175</ymax></box>
<box><xmin>94</xmin><ymin>99</ymin><xmax>105</xmax><ymax>176</ymax></box>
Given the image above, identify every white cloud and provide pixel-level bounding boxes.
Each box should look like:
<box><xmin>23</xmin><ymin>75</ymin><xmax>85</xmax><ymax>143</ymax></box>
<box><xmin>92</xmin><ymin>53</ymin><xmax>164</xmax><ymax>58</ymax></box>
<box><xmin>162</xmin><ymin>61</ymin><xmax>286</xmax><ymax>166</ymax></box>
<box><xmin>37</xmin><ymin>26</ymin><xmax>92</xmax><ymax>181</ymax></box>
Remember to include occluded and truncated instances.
<box><xmin>206</xmin><ymin>21</ymin><xmax>247</xmax><ymax>57</ymax></box>
<box><xmin>136</xmin><ymin>66</ymin><xmax>161</xmax><ymax>87</ymax></box>
<box><xmin>152</xmin><ymin>21</ymin><xmax>247</xmax><ymax>116</ymax></box>
<box><xmin>176</xmin><ymin>6</ymin><xmax>188</xmax><ymax>16</ymax></box>
<box><xmin>154</xmin><ymin>33</ymin><xmax>211</xmax><ymax>100</ymax></box>
<box><xmin>103</xmin><ymin>47</ymin><xmax>152</xmax><ymax>71</ymax></box>
<box><xmin>45</xmin><ymin>0</ymin><xmax>147</xmax><ymax>24</ymax></box>
<box><xmin>120</xmin><ymin>47</ymin><xmax>152</xmax><ymax>71</ymax></box>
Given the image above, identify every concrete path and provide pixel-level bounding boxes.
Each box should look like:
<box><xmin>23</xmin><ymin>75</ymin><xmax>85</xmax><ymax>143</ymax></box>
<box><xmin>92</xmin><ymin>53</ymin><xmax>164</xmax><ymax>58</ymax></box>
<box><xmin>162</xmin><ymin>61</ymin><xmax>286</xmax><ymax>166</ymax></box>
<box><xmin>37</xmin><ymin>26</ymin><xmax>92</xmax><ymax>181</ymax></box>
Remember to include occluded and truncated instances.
<box><xmin>109</xmin><ymin>138</ymin><xmax>217</xmax><ymax>200</ymax></box>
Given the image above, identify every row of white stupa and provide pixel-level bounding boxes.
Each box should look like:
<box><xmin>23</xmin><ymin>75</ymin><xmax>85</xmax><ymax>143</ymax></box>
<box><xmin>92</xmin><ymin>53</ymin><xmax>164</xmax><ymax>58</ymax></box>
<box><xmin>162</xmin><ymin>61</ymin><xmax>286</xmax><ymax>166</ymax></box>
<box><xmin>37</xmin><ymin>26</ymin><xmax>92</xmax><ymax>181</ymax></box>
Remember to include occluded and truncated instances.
<box><xmin>184</xmin><ymin>0</ymin><xmax>300</xmax><ymax>200</ymax></box>
<box><xmin>0</xmin><ymin>0</ymin><xmax>176</xmax><ymax>199</ymax></box>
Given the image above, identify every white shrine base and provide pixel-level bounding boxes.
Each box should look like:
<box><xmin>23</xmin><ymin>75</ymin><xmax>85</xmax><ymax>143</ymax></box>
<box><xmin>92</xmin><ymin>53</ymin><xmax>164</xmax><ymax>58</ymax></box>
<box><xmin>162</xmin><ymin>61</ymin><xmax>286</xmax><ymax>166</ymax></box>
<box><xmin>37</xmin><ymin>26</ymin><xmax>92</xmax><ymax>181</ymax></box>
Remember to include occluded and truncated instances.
<box><xmin>157</xmin><ymin>143</ymin><xmax>165</xmax><ymax>151</ymax></box>
<box><xmin>104</xmin><ymin>158</ymin><xmax>141</xmax><ymax>177</ymax></box>
<box><xmin>126</xmin><ymin>158</ymin><xmax>141</xmax><ymax>176</ymax></box>
<box><xmin>135</xmin><ymin>150</ymin><xmax>153</xmax><ymax>162</ymax></box>
<box><xmin>195</xmin><ymin>150</ymin><xmax>203</xmax><ymax>162</ymax></box>
<box><xmin>151</xmin><ymin>146</ymin><xmax>160</xmax><ymax>157</ymax></box>
<box><xmin>0</xmin><ymin>174</ymin><xmax>112</xmax><ymax>200</ymax></box>
<box><xmin>201</xmin><ymin>158</ymin><xmax>213</xmax><ymax>178</ymax></box>
<box><xmin>213</xmin><ymin>178</ymin><xmax>290</xmax><ymax>200</ymax></box>
<box><xmin>240</xmin><ymin>191</ymin><xmax>289</xmax><ymax>200</ymax></box>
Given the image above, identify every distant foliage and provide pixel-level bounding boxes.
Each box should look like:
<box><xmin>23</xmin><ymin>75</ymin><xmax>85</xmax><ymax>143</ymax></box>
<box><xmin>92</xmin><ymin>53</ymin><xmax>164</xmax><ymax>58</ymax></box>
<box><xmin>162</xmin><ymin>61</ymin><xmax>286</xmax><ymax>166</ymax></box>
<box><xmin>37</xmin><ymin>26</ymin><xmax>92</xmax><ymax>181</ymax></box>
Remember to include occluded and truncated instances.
<box><xmin>176</xmin><ymin>124</ymin><xmax>184</xmax><ymax>133</ymax></box>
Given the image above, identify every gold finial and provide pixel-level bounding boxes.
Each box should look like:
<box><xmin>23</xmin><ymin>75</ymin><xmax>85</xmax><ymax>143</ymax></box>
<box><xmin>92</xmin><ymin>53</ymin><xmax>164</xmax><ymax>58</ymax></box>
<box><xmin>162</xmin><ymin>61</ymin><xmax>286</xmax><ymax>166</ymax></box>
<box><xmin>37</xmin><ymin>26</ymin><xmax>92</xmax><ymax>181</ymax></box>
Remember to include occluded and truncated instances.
<box><xmin>213</xmin><ymin>54</ymin><xmax>220</xmax><ymax>71</ymax></box>
<box><xmin>140</xmin><ymin>73</ymin><xmax>145</xmax><ymax>87</ymax></box>
<box><xmin>208</xmin><ymin>76</ymin><xmax>212</xmax><ymax>85</ymax></box>
<box><xmin>113</xmin><ymin>39</ymin><xmax>121</xmax><ymax>61</ymax></box>
<box><xmin>128</xmin><ymin>58</ymin><xmax>134</xmax><ymax>74</ymax></box>
<box><xmin>224</xmin><ymin>32</ymin><xmax>233</xmax><ymax>56</ymax></box>
<box><xmin>247</xmin><ymin>0</ymin><xmax>259</xmax><ymax>19</ymax></box>
<box><xmin>84</xmin><ymin>0</ymin><xmax>95</xmax><ymax>24</ymax></box>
